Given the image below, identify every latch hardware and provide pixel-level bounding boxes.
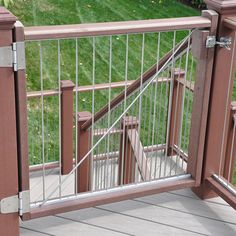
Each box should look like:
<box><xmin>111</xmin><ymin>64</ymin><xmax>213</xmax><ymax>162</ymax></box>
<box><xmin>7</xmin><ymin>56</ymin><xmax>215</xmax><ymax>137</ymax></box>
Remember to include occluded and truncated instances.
<box><xmin>206</xmin><ymin>36</ymin><xmax>232</xmax><ymax>50</ymax></box>
<box><xmin>0</xmin><ymin>191</ymin><xmax>30</xmax><ymax>216</ymax></box>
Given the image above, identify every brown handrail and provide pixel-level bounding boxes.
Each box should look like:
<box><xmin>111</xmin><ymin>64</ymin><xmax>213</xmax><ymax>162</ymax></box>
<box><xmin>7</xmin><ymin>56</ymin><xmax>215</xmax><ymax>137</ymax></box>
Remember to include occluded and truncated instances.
<box><xmin>26</xmin><ymin>77</ymin><xmax>170</xmax><ymax>99</ymax></box>
<box><xmin>24</xmin><ymin>16</ymin><xmax>210</xmax><ymax>41</ymax></box>
<box><xmin>81</xmin><ymin>38</ymin><xmax>190</xmax><ymax>131</ymax></box>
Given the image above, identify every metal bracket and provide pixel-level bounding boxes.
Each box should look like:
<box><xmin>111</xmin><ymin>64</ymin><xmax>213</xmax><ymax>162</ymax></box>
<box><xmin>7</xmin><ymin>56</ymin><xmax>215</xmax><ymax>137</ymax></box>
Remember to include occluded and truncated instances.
<box><xmin>13</xmin><ymin>42</ymin><xmax>26</xmax><ymax>71</ymax></box>
<box><xmin>0</xmin><ymin>42</ymin><xmax>26</xmax><ymax>71</ymax></box>
<box><xmin>0</xmin><ymin>46</ymin><xmax>13</xmax><ymax>67</ymax></box>
<box><xmin>0</xmin><ymin>191</ymin><xmax>30</xmax><ymax>215</ymax></box>
<box><xmin>206</xmin><ymin>36</ymin><xmax>232</xmax><ymax>50</ymax></box>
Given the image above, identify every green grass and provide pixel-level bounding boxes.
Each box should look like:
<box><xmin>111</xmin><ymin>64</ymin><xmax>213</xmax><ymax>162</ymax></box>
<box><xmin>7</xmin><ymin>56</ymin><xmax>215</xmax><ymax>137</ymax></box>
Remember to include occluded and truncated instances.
<box><xmin>7</xmin><ymin>0</ymin><xmax>236</xmax><ymax>184</ymax></box>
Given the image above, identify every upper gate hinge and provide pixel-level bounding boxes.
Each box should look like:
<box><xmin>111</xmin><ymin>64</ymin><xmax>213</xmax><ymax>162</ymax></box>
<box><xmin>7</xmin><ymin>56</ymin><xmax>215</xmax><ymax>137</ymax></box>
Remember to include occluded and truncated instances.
<box><xmin>12</xmin><ymin>42</ymin><xmax>26</xmax><ymax>71</ymax></box>
<box><xmin>206</xmin><ymin>36</ymin><xmax>232</xmax><ymax>50</ymax></box>
<box><xmin>0</xmin><ymin>190</ymin><xmax>30</xmax><ymax>216</ymax></box>
<box><xmin>0</xmin><ymin>42</ymin><xmax>26</xmax><ymax>71</ymax></box>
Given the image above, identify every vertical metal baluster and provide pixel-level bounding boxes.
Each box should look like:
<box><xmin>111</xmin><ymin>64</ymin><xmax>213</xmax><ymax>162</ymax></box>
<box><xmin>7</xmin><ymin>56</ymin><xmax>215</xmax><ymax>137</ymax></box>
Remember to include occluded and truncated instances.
<box><xmin>58</xmin><ymin>39</ymin><xmax>62</xmax><ymax>198</ymax></box>
<box><xmin>104</xmin><ymin>36</ymin><xmax>112</xmax><ymax>189</ymax></box>
<box><xmin>151</xmin><ymin>32</ymin><xmax>161</xmax><ymax>180</ymax></box>
<box><xmin>164</xmin><ymin>31</ymin><xmax>176</xmax><ymax>177</ymax></box>
<box><xmin>91</xmin><ymin>37</ymin><xmax>96</xmax><ymax>191</ymax></box>
<box><xmin>95</xmin><ymin>120</ymin><xmax>99</xmax><ymax>190</ymax></box>
<box><xmin>138</xmin><ymin>33</ymin><xmax>145</xmax><ymax>181</ymax></box>
<box><xmin>40</xmin><ymin>41</ymin><xmax>46</xmax><ymax>201</ymax></box>
<box><xmin>75</xmin><ymin>38</ymin><xmax>79</xmax><ymax>195</ymax></box>
<box><xmin>158</xmin><ymin>68</ymin><xmax>168</xmax><ymax>178</ymax></box>
<box><xmin>120</xmin><ymin>35</ymin><xmax>129</xmax><ymax>185</ymax></box>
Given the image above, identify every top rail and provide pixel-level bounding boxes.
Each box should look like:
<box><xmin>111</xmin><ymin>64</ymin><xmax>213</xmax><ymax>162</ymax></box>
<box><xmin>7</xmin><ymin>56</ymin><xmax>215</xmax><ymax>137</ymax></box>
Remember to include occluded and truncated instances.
<box><xmin>24</xmin><ymin>16</ymin><xmax>211</xmax><ymax>41</ymax></box>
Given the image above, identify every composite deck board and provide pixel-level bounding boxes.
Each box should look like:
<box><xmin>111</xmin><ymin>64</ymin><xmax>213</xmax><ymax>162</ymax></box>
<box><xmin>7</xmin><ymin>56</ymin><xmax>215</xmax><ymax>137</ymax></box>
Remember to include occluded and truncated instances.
<box><xmin>21</xmin><ymin>188</ymin><xmax>236</xmax><ymax>236</ymax></box>
<box><xmin>137</xmin><ymin>191</ymin><xmax>236</xmax><ymax>224</ymax></box>
<box><xmin>20</xmin><ymin>228</ymin><xmax>50</xmax><ymax>236</ymax></box>
<box><xmin>98</xmin><ymin>200</ymin><xmax>236</xmax><ymax>236</ymax></box>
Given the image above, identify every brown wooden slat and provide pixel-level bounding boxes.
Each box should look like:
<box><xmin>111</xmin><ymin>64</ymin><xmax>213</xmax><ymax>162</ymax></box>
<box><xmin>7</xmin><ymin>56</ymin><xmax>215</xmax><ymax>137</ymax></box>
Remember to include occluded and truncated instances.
<box><xmin>127</xmin><ymin>129</ymin><xmax>151</xmax><ymax>181</ymax></box>
<box><xmin>24</xmin><ymin>16</ymin><xmax>211</xmax><ymax>41</ymax></box>
<box><xmin>81</xmin><ymin>39</ymin><xmax>190</xmax><ymax>131</ymax></box>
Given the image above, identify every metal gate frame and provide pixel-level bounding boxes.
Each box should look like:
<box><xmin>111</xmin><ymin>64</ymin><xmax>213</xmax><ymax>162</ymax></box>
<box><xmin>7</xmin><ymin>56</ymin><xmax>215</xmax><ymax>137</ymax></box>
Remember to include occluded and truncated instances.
<box><xmin>11</xmin><ymin>10</ymin><xmax>221</xmax><ymax>221</ymax></box>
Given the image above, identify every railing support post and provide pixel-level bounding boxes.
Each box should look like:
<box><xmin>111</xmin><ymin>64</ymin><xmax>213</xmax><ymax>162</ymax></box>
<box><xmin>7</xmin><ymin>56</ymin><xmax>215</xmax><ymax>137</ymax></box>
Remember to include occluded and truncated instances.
<box><xmin>0</xmin><ymin>7</ymin><xmax>19</xmax><ymax>236</ymax></box>
<box><xmin>77</xmin><ymin>112</ymin><xmax>92</xmax><ymax>193</ymax></box>
<box><xmin>119</xmin><ymin>116</ymin><xmax>139</xmax><ymax>185</ymax></box>
<box><xmin>167</xmin><ymin>68</ymin><xmax>185</xmax><ymax>156</ymax></box>
<box><xmin>187</xmin><ymin>10</ymin><xmax>218</xmax><ymax>189</ymax></box>
<box><xmin>60</xmin><ymin>80</ymin><xmax>75</xmax><ymax>175</ymax></box>
<box><xmin>193</xmin><ymin>1</ymin><xmax>236</xmax><ymax>199</ymax></box>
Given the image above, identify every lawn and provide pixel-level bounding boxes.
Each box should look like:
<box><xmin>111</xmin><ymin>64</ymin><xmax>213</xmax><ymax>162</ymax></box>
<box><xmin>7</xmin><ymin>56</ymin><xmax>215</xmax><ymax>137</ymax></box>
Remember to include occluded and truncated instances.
<box><xmin>7</xmin><ymin>0</ymin><xmax>236</xmax><ymax>183</ymax></box>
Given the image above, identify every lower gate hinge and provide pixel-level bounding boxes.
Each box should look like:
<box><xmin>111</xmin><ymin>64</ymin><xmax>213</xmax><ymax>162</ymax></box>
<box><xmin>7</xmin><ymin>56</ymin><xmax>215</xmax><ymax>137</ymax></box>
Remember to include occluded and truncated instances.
<box><xmin>0</xmin><ymin>190</ymin><xmax>30</xmax><ymax>216</ymax></box>
<box><xmin>206</xmin><ymin>36</ymin><xmax>232</xmax><ymax>50</ymax></box>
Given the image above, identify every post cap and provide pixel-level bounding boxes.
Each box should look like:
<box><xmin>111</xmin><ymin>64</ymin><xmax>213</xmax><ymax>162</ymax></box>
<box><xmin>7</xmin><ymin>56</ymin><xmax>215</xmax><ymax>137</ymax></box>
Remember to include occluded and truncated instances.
<box><xmin>0</xmin><ymin>7</ymin><xmax>17</xmax><ymax>29</ymax></box>
<box><xmin>77</xmin><ymin>111</ymin><xmax>92</xmax><ymax>122</ymax></box>
<box><xmin>205</xmin><ymin>0</ymin><xmax>236</xmax><ymax>14</ymax></box>
<box><xmin>121</xmin><ymin>116</ymin><xmax>139</xmax><ymax>129</ymax></box>
<box><xmin>60</xmin><ymin>80</ymin><xmax>75</xmax><ymax>90</ymax></box>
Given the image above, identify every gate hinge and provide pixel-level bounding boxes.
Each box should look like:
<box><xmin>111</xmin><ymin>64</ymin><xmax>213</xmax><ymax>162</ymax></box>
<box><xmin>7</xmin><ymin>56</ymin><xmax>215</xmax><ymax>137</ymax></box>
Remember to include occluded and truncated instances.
<box><xmin>206</xmin><ymin>36</ymin><xmax>232</xmax><ymax>50</ymax></box>
<box><xmin>12</xmin><ymin>42</ymin><xmax>26</xmax><ymax>71</ymax></box>
<box><xmin>0</xmin><ymin>42</ymin><xmax>26</xmax><ymax>71</ymax></box>
<box><xmin>0</xmin><ymin>190</ymin><xmax>30</xmax><ymax>216</ymax></box>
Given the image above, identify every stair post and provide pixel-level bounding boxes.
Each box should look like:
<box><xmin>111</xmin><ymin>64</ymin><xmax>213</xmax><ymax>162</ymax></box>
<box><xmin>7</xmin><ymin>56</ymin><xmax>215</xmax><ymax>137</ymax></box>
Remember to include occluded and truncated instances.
<box><xmin>77</xmin><ymin>111</ymin><xmax>92</xmax><ymax>193</ymax></box>
<box><xmin>167</xmin><ymin>68</ymin><xmax>185</xmax><ymax>156</ymax></box>
<box><xmin>60</xmin><ymin>80</ymin><xmax>75</xmax><ymax>175</ymax></box>
<box><xmin>119</xmin><ymin>116</ymin><xmax>139</xmax><ymax>185</ymax></box>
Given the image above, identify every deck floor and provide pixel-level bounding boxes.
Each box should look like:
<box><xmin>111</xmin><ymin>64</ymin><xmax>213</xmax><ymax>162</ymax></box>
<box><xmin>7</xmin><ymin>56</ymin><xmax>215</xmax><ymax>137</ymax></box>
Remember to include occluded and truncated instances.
<box><xmin>20</xmin><ymin>188</ymin><xmax>236</xmax><ymax>236</ymax></box>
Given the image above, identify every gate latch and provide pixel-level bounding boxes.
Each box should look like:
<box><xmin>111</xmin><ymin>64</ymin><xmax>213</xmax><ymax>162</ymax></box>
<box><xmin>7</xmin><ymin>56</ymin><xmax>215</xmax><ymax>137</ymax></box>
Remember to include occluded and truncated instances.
<box><xmin>206</xmin><ymin>36</ymin><xmax>232</xmax><ymax>50</ymax></box>
<box><xmin>0</xmin><ymin>191</ymin><xmax>30</xmax><ymax>216</ymax></box>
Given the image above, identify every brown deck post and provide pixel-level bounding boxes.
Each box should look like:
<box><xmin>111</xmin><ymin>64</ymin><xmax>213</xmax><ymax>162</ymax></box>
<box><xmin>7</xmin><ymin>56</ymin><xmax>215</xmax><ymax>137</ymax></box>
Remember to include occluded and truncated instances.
<box><xmin>192</xmin><ymin>1</ymin><xmax>236</xmax><ymax>198</ymax></box>
<box><xmin>0</xmin><ymin>7</ymin><xmax>19</xmax><ymax>235</ymax></box>
<box><xmin>223</xmin><ymin>102</ymin><xmax>236</xmax><ymax>182</ymax></box>
<box><xmin>61</xmin><ymin>80</ymin><xmax>75</xmax><ymax>175</ymax></box>
<box><xmin>187</xmin><ymin>10</ymin><xmax>218</xmax><ymax>188</ymax></box>
<box><xmin>167</xmin><ymin>69</ymin><xmax>185</xmax><ymax>156</ymax></box>
<box><xmin>77</xmin><ymin>112</ymin><xmax>92</xmax><ymax>193</ymax></box>
<box><xmin>119</xmin><ymin>116</ymin><xmax>139</xmax><ymax>185</ymax></box>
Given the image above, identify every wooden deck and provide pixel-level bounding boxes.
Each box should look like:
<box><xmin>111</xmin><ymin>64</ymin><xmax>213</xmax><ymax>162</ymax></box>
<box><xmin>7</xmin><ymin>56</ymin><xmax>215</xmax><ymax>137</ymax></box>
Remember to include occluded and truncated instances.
<box><xmin>20</xmin><ymin>188</ymin><xmax>236</xmax><ymax>236</ymax></box>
